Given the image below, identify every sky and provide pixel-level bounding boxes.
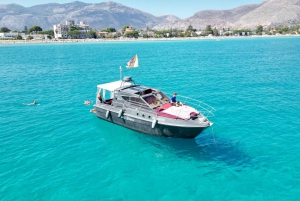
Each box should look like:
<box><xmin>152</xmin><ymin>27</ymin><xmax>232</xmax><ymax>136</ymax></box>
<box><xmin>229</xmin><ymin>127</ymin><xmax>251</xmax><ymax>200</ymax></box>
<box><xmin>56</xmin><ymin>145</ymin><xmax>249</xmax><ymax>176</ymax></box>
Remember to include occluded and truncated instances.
<box><xmin>1</xmin><ymin>0</ymin><xmax>264</xmax><ymax>19</ymax></box>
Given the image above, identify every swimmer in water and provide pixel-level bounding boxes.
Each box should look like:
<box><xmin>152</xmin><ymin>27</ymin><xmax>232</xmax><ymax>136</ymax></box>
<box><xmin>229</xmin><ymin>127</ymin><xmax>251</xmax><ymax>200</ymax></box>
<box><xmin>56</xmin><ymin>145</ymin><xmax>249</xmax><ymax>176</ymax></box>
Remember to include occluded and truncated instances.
<box><xmin>23</xmin><ymin>100</ymin><xmax>39</xmax><ymax>106</ymax></box>
<box><xmin>84</xmin><ymin>100</ymin><xmax>91</xmax><ymax>105</ymax></box>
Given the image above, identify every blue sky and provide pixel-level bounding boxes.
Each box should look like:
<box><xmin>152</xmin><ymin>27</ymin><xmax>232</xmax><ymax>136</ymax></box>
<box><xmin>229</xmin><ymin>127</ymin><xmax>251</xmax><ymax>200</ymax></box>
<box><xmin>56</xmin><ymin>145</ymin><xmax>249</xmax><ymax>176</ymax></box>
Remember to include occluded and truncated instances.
<box><xmin>1</xmin><ymin>0</ymin><xmax>264</xmax><ymax>19</ymax></box>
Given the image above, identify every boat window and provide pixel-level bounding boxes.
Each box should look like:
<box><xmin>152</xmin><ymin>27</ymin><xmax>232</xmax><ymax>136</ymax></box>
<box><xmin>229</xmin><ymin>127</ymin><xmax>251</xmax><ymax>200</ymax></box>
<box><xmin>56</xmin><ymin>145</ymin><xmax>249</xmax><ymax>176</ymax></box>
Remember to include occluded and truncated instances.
<box><xmin>142</xmin><ymin>95</ymin><xmax>162</xmax><ymax>107</ymax></box>
<box><xmin>129</xmin><ymin>97</ymin><xmax>147</xmax><ymax>105</ymax></box>
<box><xmin>144</xmin><ymin>88</ymin><xmax>155</xmax><ymax>95</ymax></box>
<box><xmin>122</xmin><ymin>96</ymin><xmax>129</xmax><ymax>101</ymax></box>
<box><xmin>130</xmin><ymin>86</ymin><xmax>148</xmax><ymax>93</ymax></box>
<box><xmin>156</xmin><ymin>92</ymin><xmax>170</xmax><ymax>103</ymax></box>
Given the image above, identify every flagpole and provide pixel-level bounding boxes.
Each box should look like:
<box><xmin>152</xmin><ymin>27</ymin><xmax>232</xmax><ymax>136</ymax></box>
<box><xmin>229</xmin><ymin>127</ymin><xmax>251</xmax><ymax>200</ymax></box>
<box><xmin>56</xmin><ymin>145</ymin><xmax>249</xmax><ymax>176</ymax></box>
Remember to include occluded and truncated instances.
<box><xmin>120</xmin><ymin>66</ymin><xmax>122</xmax><ymax>81</ymax></box>
<box><xmin>138</xmin><ymin>66</ymin><xmax>141</xmax><ymax>84</ymax></box>
<box><xmin>136</xmin><ymin>54</ymin><xmax>141</xmax><ymax>84</ymax></box>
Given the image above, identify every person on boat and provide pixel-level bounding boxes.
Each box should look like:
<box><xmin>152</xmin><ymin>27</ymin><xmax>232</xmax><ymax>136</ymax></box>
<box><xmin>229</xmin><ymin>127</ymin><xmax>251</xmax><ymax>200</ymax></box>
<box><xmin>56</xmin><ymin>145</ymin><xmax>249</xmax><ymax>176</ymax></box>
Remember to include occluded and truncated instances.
<box><xmin>98</xmin><ymin>93</ymin><xmax>103</xmax><ymax>103</ymax></box>
<box><xmin>171</xmin><ymin>93</ymin><xmax>177</xmax><ymax>104</ymax></box>
<box><xmin>170</xmin><ymin>93</ymin><xmax>182</xmax><ymax>107</ymax></box>
<box><xmin>176</xmin><ymin>101</ymin><xmax>183</xmax><ymax>107</ymax></box>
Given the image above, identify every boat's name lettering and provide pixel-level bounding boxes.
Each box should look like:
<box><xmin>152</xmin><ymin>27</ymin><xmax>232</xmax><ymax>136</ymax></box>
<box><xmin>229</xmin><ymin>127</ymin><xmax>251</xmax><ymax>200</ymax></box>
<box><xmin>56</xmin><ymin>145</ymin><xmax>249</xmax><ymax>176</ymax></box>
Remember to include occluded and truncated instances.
<box><xmin>123</xmin><ymin>116</ymin><xmax>135</xmax><ymax>121</ymax></box>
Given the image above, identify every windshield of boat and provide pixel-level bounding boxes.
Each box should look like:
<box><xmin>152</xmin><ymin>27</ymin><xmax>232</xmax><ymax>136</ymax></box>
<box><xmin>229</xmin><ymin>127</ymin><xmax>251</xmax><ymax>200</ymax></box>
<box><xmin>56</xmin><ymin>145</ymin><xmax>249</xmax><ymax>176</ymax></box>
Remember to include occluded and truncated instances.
<box><xmin>129</xmin><ymin>96</ymin><xmax>148</xmax><ymax>106</ymax></box>
<box><xmin>155</xmin><ymin>92</ymin><xmax>170</xmax><ymax>104</ymax></box>
<box><xmin>142</xmin><ymin>95</ymin><xmax>162</xmax><ymax>108</ymax></box>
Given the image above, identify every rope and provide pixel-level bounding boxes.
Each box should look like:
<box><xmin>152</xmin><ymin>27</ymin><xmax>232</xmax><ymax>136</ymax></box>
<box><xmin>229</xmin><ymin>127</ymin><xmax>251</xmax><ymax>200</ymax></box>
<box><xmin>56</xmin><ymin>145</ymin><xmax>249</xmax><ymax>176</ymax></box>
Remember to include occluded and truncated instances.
<box><xmin>211</xmin><ymin>126</ymin><xmax>216</xmax><ymax>146</ymax></box>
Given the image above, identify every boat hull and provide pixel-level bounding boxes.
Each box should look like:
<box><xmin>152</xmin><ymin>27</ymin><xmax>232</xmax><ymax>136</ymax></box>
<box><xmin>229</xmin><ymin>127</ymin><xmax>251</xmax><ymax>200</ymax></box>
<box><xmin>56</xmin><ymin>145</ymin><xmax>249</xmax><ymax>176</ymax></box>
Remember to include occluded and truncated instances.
<box><xmin>94</xmin><ymin>106</ymin><xmax>208</xmax><ymax>139</ymax></box>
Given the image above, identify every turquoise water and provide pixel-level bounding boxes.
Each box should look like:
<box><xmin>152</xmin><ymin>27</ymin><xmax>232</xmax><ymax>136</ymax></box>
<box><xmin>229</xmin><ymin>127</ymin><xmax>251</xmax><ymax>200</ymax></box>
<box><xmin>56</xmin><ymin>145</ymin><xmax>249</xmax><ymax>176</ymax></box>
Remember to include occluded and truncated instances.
<box><xmin>1</xmin><ymin>37</ymin><xmax>300</xmax><ymax>200</ymax></box>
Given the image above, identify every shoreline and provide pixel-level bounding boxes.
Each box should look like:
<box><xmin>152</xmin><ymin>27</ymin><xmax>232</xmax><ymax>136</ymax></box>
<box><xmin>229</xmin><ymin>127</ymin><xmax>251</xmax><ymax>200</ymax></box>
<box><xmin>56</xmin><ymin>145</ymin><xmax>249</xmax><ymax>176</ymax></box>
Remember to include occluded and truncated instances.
<box><xmin>1</xmin><ymin>34</ymin><xmax>300</xmax><ymax>45</ymax></box>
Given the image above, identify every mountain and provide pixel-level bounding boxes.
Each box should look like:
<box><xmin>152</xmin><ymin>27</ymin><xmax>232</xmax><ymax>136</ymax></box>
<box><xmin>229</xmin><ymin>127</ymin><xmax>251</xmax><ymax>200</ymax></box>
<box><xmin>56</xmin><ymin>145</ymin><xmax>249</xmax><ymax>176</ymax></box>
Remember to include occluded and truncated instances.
<box><xmin>0</xmin><ymin>1</ymin><xmax>180</xmax><ymax>31</ymax></box>
<box><xmin>233</xmin><ymin>0</ymin><xmax>300</xmax><ymax>28</ymax></box>
<box><xmin>1</xmin><ymin>0</ymin><xmax>300</xmax><ymax>31</ymax></box>
<box><xmin>153</xmin><ymin>0</ymin><xmax>300</xmax><ymax>30</ymax></box>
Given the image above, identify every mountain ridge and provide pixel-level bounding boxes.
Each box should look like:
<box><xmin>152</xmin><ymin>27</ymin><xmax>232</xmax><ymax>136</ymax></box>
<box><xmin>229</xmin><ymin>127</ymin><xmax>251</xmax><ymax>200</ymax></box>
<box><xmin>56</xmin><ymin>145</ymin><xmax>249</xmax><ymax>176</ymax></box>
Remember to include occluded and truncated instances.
<box><xmin>0</xmin><ymin>1</ymin><xmax>180</xmax><ymax>30</ymax></box>
<box><xmin>1</xmin><ymin>0</ymin><xmax>300</xmax><ymax>31</ymax></box>
<box><xmin>154</xmin><ymin>0</ymin><xmax>300</xmax><ymax>30</ymax></box>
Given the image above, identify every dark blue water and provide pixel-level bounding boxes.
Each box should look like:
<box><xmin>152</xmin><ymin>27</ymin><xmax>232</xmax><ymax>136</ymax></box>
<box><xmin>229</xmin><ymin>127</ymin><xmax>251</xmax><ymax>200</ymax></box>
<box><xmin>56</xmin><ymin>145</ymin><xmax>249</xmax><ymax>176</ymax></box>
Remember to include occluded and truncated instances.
<box><xmin>1</xmin><ymin>37</ymin><xmax>300</xmax><ymax>200</ymax></box>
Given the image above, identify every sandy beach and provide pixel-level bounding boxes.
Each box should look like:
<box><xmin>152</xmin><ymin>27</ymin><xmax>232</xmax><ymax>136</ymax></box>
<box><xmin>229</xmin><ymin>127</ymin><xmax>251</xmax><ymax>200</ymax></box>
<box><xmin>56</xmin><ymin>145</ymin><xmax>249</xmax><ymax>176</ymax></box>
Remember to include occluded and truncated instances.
<box><xmin>1</xmin><ymin>34</ymin><xmax>299</xmax><ymax>45</ymax></box>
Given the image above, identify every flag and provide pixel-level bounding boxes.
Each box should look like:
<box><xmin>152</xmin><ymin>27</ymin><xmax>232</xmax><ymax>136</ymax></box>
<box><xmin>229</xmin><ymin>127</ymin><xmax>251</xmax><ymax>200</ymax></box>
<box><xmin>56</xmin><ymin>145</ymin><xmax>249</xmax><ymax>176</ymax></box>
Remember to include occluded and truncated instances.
<box><xmin>126</xmin><ymin>54</ymin><xmax>138</xmax><ymax>68</ymax></box>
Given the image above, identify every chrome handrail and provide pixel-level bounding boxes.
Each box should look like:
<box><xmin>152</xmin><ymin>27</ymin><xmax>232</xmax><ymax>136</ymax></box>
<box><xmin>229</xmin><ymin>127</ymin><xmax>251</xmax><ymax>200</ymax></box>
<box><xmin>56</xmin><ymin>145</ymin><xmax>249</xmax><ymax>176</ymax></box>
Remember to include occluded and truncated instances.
<box><xmin>97</xmin><ymin>94</ymin><xmax>215</xmax><ymax>120</ymax></box>
<box><xmin>167</xmin><ymin>94</ymin><xmax>216</xmax><ymax>118</ymax></box>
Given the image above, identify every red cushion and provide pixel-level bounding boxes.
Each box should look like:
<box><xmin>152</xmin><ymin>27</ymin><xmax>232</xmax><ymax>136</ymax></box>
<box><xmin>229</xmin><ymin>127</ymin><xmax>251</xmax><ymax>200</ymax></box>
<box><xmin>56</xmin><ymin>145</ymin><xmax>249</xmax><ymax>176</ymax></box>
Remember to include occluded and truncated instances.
<box><xmin>161</xmin><ymin>103</ymin><xmax>172</xmax><ymax>109</ymax></box>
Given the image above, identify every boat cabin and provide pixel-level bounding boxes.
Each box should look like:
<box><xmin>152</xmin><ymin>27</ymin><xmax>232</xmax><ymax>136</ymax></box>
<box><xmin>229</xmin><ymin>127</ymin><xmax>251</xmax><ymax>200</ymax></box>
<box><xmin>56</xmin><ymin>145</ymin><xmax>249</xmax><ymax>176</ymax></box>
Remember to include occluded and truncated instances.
<box><xmin>96</xmin><ymin>78</ymin><xmax>170</xmax><ymax>109</ymax></box>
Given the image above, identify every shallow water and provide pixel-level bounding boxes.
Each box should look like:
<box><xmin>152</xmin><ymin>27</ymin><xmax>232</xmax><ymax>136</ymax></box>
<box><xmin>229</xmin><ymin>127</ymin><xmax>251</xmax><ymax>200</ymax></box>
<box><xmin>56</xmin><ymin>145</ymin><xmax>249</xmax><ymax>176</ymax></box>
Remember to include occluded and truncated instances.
<box><xmin>1</xmin><ymin>37</ymin><xmax>300</xmax><ymax>200</ymax></box>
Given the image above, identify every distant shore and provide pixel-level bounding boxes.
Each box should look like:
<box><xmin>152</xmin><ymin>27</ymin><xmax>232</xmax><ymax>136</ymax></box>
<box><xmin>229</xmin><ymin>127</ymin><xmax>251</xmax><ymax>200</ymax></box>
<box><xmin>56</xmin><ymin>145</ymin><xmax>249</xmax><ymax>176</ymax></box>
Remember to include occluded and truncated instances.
<box><xmin>1</xmin><ymin>34</ymin><xmax>300</xmax><ymax>45</ymax></box>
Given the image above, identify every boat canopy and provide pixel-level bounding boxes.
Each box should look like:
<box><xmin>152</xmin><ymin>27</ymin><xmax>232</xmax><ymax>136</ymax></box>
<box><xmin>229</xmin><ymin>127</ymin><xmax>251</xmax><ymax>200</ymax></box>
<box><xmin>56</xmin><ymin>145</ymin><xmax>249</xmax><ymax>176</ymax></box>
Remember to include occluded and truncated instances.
<box><xmin>97</xmin><ymin>80</ymin><xmax>132</xmax><ymax>92</ymax></box>
<box><xmin>96</xmin><ymin>80</ymin><xmax>133</xmax><ymax>101</ymax></box>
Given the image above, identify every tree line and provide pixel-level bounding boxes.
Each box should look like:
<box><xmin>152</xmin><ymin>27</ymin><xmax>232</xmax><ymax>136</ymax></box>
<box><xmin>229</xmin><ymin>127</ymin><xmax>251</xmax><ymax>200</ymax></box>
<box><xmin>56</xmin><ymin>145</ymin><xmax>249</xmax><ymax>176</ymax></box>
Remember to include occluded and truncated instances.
<box><xmin>1</xmin><ymin>24</ymin><xmax>300</xmax><ymax>40</ymax></box>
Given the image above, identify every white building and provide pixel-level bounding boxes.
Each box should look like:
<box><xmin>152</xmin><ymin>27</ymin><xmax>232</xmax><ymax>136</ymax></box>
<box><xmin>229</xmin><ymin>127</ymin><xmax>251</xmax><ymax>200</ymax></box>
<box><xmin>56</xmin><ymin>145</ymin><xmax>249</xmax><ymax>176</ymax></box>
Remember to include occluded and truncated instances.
<box><xmin>218</xmin><ymin>30</ymin><xmax>224</xmax><ymax>35</ymax></box>
<box><xmin>195</xmin><ymin>31</ymin><xmax>203</xmax><ymax>36</ymax></box>
<box><xmin>29</xmin><ymin>34</ymin><xmax>49</xmax><ymax>40</ymax></box>
<box><xmin>0</xmin><ymin>32</ymin><xmax>21</xmax><ymax>39</ymax></box>
<box><xmin>0</xmin><ymin>32</ymin><xmax>48</xmax><ymax>40</ymax></box>
<box><xmin>124</xmin><ymin>26</ymin><xmax>134</xmax><ymax>33</ymax></box>
<box><xmin>53</xmin><ymin>20</ymin><xmax>92</xmax><ymax>39</ymax></box>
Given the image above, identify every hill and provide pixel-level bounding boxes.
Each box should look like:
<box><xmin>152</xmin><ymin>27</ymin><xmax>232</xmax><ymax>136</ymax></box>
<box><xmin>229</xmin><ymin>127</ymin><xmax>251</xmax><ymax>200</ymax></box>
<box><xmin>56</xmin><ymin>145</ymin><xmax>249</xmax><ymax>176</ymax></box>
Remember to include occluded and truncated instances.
<box><xmin>153</xmin><ymin>0</ymin><xmax>300</xmax><ymax>30</ymax></box>
<box><xmin>0</xmin><ymin>1</ymin><xmax>180</xmax><ymax>31</ymax></box>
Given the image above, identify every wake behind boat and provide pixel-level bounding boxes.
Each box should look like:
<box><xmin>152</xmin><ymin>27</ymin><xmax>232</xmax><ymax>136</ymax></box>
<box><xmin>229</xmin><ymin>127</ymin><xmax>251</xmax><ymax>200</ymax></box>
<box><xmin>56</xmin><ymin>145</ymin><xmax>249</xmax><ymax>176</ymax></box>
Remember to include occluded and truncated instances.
<box><xmin>93</xmin><ymin>76</ymin><xmax>215</xmax><ymax>139</ymax></box>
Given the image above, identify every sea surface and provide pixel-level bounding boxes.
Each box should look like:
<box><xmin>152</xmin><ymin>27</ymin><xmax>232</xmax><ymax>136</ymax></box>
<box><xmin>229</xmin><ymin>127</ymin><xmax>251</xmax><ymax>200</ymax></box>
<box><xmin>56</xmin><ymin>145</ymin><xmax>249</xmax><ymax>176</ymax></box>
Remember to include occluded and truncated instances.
<box><xmin>1</xmin><ymin>37</ymin><xmax>300</xmax><ymax>200</ymax></box>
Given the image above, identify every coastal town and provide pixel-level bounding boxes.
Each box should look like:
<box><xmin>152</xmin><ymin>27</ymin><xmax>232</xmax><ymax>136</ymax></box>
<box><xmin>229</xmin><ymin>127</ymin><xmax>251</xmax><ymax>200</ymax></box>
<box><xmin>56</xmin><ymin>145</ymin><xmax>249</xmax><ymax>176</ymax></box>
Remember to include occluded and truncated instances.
<box><xmin>1</xmin><ymin>19</ymin><xmax>300</xmax><ymax>43</ymax></box>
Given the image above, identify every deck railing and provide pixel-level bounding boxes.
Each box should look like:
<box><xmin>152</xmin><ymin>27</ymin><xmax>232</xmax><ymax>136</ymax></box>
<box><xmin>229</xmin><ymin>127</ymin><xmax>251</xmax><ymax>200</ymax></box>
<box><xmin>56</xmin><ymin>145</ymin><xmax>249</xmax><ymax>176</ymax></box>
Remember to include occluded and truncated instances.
<box><xmin>169</xmin><ymin>94</ymin><xmax>216</xmax><ymax>118</ymax></box>
<box><xmin>97</xmin><ymin>95</ymin><xmax>215</xmax><ymax>120</ymax></box>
